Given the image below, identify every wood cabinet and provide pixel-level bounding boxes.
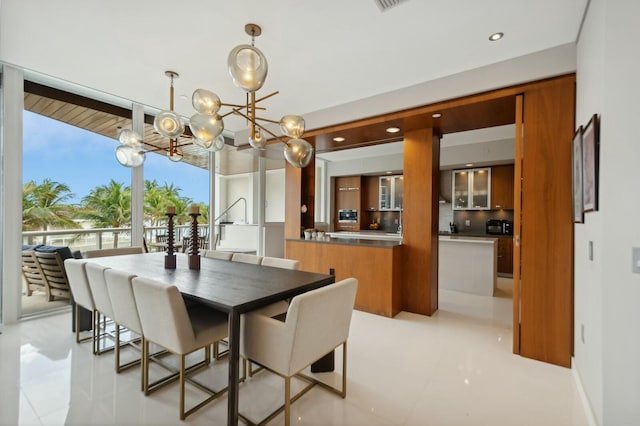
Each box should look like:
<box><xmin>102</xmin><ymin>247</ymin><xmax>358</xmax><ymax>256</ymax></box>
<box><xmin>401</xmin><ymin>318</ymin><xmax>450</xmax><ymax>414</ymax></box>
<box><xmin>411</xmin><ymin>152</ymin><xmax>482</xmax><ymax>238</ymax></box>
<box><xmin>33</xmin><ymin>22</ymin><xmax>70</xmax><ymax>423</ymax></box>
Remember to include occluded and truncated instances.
<box><xmin>361</xmin><ymin>175</ymin><xmax>380</xmax><ymax>211</ymax></box>
<box><xmin>491</xmin><ymin>165</ymin><xmax>514</xmax><ymax>210</ymax></box>
<box><xmin>286</xmin><ymin>239</ymin><xmax>403</xmax><ymax>317</ymax></box>
<box><xmin>497</xmin><ymin>236</ymin><xmax>513</xmax><ymax>275</ymax></box>
<box><xmin>335</xmin><ymin>176</ymin><xmax>361</xmax><ymax>231</ymax></box>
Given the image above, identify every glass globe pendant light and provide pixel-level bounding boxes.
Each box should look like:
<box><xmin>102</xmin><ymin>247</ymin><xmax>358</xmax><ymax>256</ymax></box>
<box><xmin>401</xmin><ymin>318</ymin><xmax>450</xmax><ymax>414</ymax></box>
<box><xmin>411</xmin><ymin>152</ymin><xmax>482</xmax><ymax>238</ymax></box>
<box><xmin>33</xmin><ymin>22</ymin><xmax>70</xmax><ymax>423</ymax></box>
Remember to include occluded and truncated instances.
<box><xmin>115</xmin><ymin>128</ymin><xmax>145</xmax><ymax>167</ymax></box>
<box><xmin>228</xmin><ymin>24</ymin><xmax>268</xmax><ymax>92</ymax></box>
<box><xmin>189</xmin><ymin>23</ymin><xmax>315</xmax><ymax>168</ymax></box>
<box><xmin>284</xmin><ymin>138</ymin><xmax>314</xmax><ymax>168</ymax></box>
<box><xmin>167</xmin><ymin>139</ymin><xmax>183</xmax><ymax>162</ymax></box>
<box><xmin>154</xmin><ymin>71</ymin><xmax>184</xmax><ymax>138</ymax></box>
<box><xmin>208</xmin><ymin>134</ymin><xmax>226</xmax><ymax>152</ymax></box>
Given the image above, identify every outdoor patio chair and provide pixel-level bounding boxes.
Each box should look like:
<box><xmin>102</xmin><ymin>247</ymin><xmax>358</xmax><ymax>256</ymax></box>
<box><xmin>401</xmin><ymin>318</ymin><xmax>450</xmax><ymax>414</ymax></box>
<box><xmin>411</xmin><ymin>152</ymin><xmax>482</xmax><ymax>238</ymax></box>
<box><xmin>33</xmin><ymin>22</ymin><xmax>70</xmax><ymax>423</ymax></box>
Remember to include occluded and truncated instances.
<box><xmin>32</xmin><ymin>245</ymin><xmax>79</xmax><ymax>301</ymax></box>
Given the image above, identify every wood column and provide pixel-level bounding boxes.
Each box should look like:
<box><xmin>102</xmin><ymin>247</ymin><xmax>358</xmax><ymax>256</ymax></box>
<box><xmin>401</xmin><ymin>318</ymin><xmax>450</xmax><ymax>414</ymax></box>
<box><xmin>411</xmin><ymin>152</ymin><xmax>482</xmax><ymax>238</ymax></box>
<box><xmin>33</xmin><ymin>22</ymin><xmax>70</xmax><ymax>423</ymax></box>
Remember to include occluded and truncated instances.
<box><xmin>401</xmin><ymin>121</ymin><xmax>440</xmax><ymax>315</ymax></box>
<box><xmin>284</xmin><ymin>163</ymin><xmax>302</xmax><ymax>239</ymax></box>
<box><xmin>284</xmin><ymin>157</ymin><xmax>316</xmax><ymax>241</ymax></box>
<box><xmin>519</xmin><ymin>77</ymin><xmax>575</xmax><ymax>367</ymax></box>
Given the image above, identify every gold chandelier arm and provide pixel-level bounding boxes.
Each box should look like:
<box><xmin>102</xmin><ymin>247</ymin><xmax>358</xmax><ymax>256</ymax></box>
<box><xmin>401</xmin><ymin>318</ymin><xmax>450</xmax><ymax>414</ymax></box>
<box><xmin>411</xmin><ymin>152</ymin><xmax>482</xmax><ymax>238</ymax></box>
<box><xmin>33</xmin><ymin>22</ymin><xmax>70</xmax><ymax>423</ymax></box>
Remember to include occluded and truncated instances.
<box><xmin>254</xmin><ymin>91</ymin><xmax>279</xmax><ymax>104</ymax></box>
<box><xmin>253</xmin><ymin>121</ymin><xmax>288</xmax><ymax>144</ymax></box>
<box><xmin>254</xmin><ymin>117</ymin><xmax>280</xmax><ymax>124</ymax></box>
<box><xmin>221</xmin><ymin>102</ymin><xmax>249</xmax><ymax>109</ymax></box>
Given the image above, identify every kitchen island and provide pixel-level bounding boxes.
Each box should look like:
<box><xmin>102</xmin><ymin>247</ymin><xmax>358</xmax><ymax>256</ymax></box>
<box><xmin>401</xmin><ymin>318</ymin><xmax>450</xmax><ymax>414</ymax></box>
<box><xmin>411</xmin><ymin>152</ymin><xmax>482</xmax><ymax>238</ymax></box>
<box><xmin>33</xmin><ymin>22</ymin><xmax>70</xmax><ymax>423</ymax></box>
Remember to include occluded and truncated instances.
<box><xmin>285</xmin><ymin>237</ymin><xmax>402</xmax><ymax>317</ymax></box>
<box><xmin>438</xmin><ymin>235</ymin><xmax>498</xmax><ymax>296</ymax></box>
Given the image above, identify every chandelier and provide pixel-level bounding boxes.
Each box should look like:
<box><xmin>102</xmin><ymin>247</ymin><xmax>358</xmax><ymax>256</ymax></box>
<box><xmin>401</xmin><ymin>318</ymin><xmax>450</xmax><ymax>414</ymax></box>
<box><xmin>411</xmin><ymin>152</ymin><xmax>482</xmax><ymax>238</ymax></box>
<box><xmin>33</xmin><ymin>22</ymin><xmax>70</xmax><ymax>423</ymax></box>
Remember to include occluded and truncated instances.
<box><xmin>116</xmin><ymin>23</ymin><xmax>314</xmax><ymax>169</ymax></box>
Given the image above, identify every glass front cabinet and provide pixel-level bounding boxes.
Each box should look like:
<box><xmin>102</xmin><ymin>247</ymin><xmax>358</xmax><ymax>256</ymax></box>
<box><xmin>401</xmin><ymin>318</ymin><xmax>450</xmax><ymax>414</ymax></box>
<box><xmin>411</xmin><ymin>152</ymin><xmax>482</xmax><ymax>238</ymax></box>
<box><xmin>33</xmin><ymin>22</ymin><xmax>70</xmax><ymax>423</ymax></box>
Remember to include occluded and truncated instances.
<box><xmin>379</xmin><ymin>175</ymin><xmax>404</xmax><ymax>210</ymax></box>
<box><xmin>452</xmin><ymin>168</ymin><xmax>491</xmax><ymax>210</ymax></box>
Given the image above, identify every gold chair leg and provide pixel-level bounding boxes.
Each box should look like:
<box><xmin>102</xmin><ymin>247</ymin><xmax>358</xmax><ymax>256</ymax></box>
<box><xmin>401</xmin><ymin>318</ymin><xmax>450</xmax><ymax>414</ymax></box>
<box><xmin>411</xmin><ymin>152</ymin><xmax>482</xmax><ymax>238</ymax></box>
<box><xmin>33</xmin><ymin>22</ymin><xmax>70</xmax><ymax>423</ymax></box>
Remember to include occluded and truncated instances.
<box><xmin>284</xmin><ymin>376</ymin><xmax>291</xmax><ymax>426</ymax></box>
<box><xmin>180</xmin><ymin>354</ymin><xmax>186</xmax><ymax>420</ymax></box>
<box><xmin>143</xmin><ymin>338</ymin><xmax>150</xmax><ymax>394</ymax></box>
<box><xmin>115</xmin><ymin>324</ymin><xmax>120</xmax><ymax>373</ymax></box>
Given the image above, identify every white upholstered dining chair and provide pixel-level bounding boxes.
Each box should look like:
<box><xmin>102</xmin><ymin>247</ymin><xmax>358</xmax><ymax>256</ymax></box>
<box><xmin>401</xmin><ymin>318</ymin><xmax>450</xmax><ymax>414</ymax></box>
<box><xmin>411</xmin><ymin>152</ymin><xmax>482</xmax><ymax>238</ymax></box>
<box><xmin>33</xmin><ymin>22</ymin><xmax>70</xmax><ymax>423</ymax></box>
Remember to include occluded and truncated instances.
<box><xmin>239</xmin><ymin>277</ymin><xmax>358</xmax><ymax>426</ymax></box>
<box><xmin>231</xmin><ymin>252</ymin><xmax>263</xmax><ymax>264</ymax></box>
<box><xmin>85</xmin><ymin>263</ymin><xmax>118</xmax><ymax>356</ymax></box>
<box><xmin>84</xmin><ymin>246</ymin><xmax>144</xmax><ymax>258</ymax></box>
<box><xmin>64</xmin><ymin>258</ymin><xmax>101</xmax><ymax>353</ymax></box>
<box><xmin>202</xmin><ymin>249</ymin><xmax>233</xmax><ymax>261</ymax></box>
<box><xmin>260</xmin><ymin>256</ymin><xmax>300</xmax><ymax>270</ymax></box>
<box><xmin>131</xmin><ymin>276</ymin><xmax>230</xmax><ymax>420</ymax></box>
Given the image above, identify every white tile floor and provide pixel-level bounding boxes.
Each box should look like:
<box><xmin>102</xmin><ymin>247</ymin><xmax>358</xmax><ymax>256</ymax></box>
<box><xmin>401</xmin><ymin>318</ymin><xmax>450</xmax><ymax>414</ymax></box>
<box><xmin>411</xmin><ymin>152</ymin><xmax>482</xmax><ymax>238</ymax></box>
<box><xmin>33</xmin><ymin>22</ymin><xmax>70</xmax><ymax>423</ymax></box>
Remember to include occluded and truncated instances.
<box><xmin>0</xmin><ymin>279</ymin><xmax>590</xmax><ymax>425</ymax></box>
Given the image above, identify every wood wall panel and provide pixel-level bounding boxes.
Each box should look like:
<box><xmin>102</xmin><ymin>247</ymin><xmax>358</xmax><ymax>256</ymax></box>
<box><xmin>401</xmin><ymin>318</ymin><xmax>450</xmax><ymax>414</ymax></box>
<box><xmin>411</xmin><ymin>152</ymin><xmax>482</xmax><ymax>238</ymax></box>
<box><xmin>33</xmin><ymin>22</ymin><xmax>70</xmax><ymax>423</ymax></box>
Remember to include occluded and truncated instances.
<box><xmin>519</xmin><ymin>78</ymin><xmax>575</xmax><ymax>367</ymax></box>
<box><xmin>401</xmin><ymin>124</ymin><xmax>439</xmax><ymax>315</ymax></box>
<box><xmin>285</xmin><ymin>240</ymin><xmax>402</xmax><ymax>317</ymax></box>
<box><xmin>284</xmin><ymin>163</ymin><xmax>302</xmax><ymax>239</ymax></box>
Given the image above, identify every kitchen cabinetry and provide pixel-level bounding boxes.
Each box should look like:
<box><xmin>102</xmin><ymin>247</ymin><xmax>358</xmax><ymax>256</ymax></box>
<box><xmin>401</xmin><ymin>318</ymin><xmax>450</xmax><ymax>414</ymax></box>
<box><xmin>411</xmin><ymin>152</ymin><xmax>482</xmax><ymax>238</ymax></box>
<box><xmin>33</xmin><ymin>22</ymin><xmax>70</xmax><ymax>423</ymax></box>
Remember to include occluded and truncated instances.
<box><xmin>491</xmin><ymin>165</ymin><xmax>514</xmax><ymax>209</ymax></box>
<box><xmin>497</xmin><ymin>236</ymin><xmax>513</xmax><ymax>275</ymax></box>
<box><xmin>362</xmin><ymin>175</ymin><xmax>380</xmax><ymax>211</ymax></box>
<box><xmin>335</xmin><ymin>176</ymin><xmax>361</xmax><ymax>231</ymax></box>
<box><xmin>452</xmin><ymin>168</ymin><xmax>491</xmax><ymax>210</ymax></box>
<box><xmin>379</xmin><ymin>175</ymin><xmax>404</xmax><ymax>210</ymax></box>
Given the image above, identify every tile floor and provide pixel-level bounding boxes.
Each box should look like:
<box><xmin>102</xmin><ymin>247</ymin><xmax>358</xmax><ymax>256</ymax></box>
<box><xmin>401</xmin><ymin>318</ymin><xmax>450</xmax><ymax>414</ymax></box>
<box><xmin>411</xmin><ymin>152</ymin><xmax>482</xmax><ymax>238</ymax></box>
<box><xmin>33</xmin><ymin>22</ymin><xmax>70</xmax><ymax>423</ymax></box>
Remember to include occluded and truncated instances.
<box><xmin>0</xmin><ymin>278</ymin><xmax>590</xmax><ymax>425</ymax></box>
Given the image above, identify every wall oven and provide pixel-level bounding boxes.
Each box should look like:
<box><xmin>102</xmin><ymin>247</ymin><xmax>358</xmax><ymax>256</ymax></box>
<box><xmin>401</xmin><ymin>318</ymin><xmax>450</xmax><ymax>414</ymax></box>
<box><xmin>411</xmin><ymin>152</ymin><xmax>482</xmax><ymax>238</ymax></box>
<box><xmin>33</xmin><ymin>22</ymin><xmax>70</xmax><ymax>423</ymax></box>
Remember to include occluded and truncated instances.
<box><xmin>338</xmin><ymin>209</ymin><xmax>358</xmax><ymax>223</ymax></box>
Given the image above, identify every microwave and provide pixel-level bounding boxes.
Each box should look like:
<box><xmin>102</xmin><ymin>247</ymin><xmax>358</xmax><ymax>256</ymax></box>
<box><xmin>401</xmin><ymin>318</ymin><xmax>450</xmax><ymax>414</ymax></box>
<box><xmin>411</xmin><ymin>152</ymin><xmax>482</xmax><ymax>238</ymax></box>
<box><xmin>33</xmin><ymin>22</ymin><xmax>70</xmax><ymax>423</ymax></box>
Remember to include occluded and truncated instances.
<box><xmin>338</xmin><ymin>209</ymin><xmax>358</xmax><ymax>223</ymax></box>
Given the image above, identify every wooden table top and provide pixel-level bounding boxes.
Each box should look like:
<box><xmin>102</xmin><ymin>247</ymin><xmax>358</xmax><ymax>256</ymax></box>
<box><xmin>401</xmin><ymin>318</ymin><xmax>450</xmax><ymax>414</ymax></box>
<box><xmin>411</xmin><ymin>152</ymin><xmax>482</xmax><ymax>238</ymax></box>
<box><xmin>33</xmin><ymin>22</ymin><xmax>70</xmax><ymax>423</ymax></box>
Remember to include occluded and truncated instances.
<box><xmin>85</xmin><ymin>252</ymin><xmax>335</xmax><ymax>313</ymax></box>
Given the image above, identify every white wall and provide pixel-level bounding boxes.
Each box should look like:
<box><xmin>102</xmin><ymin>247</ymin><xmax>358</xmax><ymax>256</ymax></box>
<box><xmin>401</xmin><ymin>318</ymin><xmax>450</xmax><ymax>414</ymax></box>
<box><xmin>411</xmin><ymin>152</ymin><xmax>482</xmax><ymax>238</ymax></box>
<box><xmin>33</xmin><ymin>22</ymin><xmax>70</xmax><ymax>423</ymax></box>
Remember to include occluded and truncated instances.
<box><xmin>265</xmin><ymin>169</ymin><xmax>285</xmax><ymax>223</ymax></box>
<box><xmin>575</xmin><ymin>0</ymin><xmax>640</xmax><ymax>424</ymax></box>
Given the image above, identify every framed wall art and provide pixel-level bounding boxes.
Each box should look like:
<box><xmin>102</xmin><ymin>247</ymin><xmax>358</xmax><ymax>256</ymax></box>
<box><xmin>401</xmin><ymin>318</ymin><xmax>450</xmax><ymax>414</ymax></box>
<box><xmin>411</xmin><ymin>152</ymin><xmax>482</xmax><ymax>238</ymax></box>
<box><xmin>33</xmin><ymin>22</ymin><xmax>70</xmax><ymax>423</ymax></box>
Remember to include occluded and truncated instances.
<box><xmin>582</xmin><ymin>114</ymin><xmax>600</xmax><ymax>212</ymax></box>
<box><xmin>572</xmin><ymin>126</ymin><xmax>583</xmax><ymax>223</ymax></box>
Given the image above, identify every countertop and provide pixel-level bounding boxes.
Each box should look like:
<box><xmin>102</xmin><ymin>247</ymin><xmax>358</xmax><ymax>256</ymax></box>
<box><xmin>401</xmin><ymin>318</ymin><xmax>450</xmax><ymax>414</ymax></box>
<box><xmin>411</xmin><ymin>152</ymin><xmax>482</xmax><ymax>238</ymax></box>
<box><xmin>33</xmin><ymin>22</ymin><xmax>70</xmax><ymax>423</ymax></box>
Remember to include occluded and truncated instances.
<box><xmin>439</xmin><ymin>235</ymin><xmax>498</xmax><ymax>244</ymax></box>
<box><xmin>286</xmin><ymin>237</ymin><xmax>401</xmax><ymax>248</ymax></box>
<box><xmin>439</xmin><ymin>232</ymin><xmax>513</xmax><ymax>239</ymax></box>
<box><xmin>326</xmin><ymin>230</ymin><xmax>402</xmax><ymax>241</ymax></box>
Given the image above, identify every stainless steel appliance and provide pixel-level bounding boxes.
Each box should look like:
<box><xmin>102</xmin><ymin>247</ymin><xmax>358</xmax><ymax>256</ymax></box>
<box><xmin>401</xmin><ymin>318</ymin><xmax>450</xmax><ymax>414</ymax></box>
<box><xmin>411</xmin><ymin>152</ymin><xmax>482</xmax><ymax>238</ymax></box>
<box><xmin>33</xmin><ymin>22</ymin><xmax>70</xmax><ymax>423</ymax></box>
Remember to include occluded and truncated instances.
<box><xmin>486</xmin><ymin>219</ymin><xmax>503</xmax><ymax>235</ymax></box>
<box><xmin>502</xmin><ymin>220</ymin><xmax>513</xmax><ymax>235</ymax></box>
<box><xmin>338</xmin><ymin>209</ymin><xmax>358</xmax><ymax>223</ymax></box>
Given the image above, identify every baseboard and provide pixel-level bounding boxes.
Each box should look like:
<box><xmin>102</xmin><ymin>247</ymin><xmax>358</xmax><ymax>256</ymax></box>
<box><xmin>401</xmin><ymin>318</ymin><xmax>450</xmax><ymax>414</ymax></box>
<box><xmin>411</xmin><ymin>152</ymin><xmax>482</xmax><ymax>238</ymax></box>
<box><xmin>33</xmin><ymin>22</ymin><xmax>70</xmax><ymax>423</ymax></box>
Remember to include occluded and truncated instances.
<box><xmin>572</xmin><ymin>358</ymin><xmax>599</xmax><ymax>426</ymax></box>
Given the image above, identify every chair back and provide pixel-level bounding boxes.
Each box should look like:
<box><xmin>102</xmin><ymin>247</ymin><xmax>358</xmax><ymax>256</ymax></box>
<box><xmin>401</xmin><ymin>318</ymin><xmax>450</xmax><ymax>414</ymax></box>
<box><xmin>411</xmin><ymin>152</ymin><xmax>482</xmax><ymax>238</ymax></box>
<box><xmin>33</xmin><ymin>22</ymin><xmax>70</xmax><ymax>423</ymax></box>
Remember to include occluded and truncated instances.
<box><xmin>85</xmin><ymin>247</ymin><xmax>144</xmax><ymax>258</ymax></box>
<box><xmin>104</xmin><ymin>269</ymin><xmax>142</xmax><ymax>335</ymax></box>
<box><xmin>286</xmin><ymin>278</ymin><xmax>358</xmax><ymax>375</ymax></box>
<box><xmin>34</xmin><ymin>250</ymin><xmax>72</xmax><ymax>299</ymax></box>
<box><xmin>64</xmin><ymin>259</ymin><xmax>95</xmax><ymax>310</ymax></box>
<box><xmin>231</xmin><ymin>252</ymin><xmax>263</xmax><ymax>265</ymax></box>
<box><xmin>261</xmin><ymin>257</ymin><xmax>300</xmax><ymax>270</ymax></box>
<box><xmin>202</xmin><ymin>250</ymin><xmax>233</xmax><ymax>261</ymax></box>
<box><xmin>85</xmin><ymin>263</ymin><xmax>116</xmax><ymax>319</ymax></box>
<box><xmin>131</xmin><ymin>276</ymin><xmax>195</xmax><ymax>354</ymax></box>
<box><xmin>22</xmin><ymin>250</ymin><xmax>48</xmax><ymax>293</ymax></box>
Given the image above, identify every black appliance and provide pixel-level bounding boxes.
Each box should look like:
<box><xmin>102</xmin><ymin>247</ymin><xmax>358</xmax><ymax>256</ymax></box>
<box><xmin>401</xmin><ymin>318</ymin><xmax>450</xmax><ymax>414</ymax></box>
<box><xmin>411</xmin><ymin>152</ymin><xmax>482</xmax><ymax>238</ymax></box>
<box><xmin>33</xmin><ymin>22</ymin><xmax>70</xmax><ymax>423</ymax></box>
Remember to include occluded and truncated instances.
<box><xmin>486</xmin><ymin>219</ymin><xmax>503</xmax><ymax>235</ymax></box>
<box><xmin>338</xmin><ymin>209</ymin><xmax>358</xmax><ymax>223</ymax></box>
<box><xmin>502</xmin><ymin>220</ymin><xmax>513</xmax><ymax>235</ymax></box>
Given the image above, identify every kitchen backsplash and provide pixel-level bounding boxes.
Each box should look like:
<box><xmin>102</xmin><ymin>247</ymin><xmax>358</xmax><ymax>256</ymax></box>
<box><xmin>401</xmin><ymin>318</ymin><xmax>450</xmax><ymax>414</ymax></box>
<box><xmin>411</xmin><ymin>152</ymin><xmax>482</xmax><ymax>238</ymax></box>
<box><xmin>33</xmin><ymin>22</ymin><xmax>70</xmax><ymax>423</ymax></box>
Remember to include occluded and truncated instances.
<box><xmin>450</xmin><ymin>209</ymin><xmax>515</xmax><ymax>234</ymax></box>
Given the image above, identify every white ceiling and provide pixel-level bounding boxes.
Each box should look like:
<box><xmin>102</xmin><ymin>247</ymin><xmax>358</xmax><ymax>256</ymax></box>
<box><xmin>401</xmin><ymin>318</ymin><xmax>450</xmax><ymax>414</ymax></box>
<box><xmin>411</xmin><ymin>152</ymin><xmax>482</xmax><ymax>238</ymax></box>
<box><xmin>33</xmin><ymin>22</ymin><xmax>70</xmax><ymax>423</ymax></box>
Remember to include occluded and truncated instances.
<box><xmin>0</xmin><ymin>0</ymin><xmax>587</xmax><ymax>139</ymax></box>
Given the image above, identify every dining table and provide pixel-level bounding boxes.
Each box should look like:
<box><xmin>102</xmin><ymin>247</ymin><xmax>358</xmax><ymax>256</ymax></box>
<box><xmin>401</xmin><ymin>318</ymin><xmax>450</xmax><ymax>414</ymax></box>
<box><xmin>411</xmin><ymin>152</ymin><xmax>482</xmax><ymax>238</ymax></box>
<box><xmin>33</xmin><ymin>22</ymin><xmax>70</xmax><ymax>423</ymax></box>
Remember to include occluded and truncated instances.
<box><xmin>84</xmin><ymin>251</ymin><xmax>335</xmax><ymax>426</ymax></box>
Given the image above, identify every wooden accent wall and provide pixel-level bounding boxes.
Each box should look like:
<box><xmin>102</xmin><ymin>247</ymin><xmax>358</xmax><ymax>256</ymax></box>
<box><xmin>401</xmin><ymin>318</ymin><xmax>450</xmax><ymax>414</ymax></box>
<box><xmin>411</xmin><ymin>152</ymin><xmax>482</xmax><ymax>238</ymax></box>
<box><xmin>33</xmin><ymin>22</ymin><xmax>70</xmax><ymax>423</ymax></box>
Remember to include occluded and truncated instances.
<box><xmin>401</xmin><ymin>123</ymin><xmax>440</xmax><ymax>315</ymax></box>
<box><xmin>286</xmin><ymin>240</ymin><xmax>402</xmax><ymax>317</ymax></box>
<box><xmin>284</xmin><ymin>163</ymin><xmax>303</xmax><ymax>239</ymax></box>
<box><xmin>519</xmin><ymin>77</ymin><xmax>575</xmax><ymax>367</ymax></box>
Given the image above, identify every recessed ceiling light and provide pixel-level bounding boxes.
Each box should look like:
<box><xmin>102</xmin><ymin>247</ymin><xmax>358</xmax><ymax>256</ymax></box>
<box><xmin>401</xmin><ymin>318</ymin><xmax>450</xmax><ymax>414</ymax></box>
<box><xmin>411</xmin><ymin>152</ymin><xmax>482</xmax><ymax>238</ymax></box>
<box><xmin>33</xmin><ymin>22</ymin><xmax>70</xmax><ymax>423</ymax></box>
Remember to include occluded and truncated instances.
<box><xmin>432</xmin><ymin>113</ymin><xmax>442</xmax><ymax>118</ymax></box>
<box><xmin>386</xmin><ymin>127</ymin><xmax>401</xmax><ymax>133</ymax></box>
<box><xmin>333</xmin><ymin>136</ymin><xmax>345</xmax><ymax>142</ymax></box>
<box><xmin>179</xmin><ymin>94</ymin><xmax>189</xmax><ymax>100</ymax></box>
<box><xmin>489</xmin><ymin>32</ymin><xmax>504</xmax><ymax>42</ymax></box>
<box><xmin>386</xmin><ymin>171</ymin><xmax>393</xmax><ymax>174</ymax></box>
<box><xmin>465</xmin><ymin>163</ymin><xmax>474</xmax><ymax>167</ymax></box>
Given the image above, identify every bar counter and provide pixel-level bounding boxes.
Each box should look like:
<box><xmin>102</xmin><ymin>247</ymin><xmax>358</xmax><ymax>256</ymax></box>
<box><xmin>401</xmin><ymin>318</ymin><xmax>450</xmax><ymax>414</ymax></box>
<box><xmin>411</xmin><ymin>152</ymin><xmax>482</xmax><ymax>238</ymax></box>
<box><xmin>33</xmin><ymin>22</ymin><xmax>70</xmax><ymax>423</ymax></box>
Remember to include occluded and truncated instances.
<box><xmin>286</xmin><ymin>236</ymin><xmax>401</xmax><ymax>248</ymax></box>
<box><xmin>285</xmin><ymin>237</ymin><xmax>403</xmax><ymax>317</ymax></box>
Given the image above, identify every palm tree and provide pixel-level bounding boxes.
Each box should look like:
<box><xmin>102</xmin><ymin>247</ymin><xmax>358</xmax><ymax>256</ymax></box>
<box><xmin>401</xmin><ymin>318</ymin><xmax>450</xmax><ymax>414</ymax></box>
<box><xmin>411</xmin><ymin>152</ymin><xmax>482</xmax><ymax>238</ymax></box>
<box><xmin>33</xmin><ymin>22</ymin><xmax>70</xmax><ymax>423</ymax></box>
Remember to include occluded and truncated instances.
<box><xmin>22</xmin><ymin>179</ymin><xmax>80</xmax><ymax>243</ymax></box>
<box><xmin>76</xmin><ymin>180</ymin><xmax>131</xmax><ymax>247</ymax></box>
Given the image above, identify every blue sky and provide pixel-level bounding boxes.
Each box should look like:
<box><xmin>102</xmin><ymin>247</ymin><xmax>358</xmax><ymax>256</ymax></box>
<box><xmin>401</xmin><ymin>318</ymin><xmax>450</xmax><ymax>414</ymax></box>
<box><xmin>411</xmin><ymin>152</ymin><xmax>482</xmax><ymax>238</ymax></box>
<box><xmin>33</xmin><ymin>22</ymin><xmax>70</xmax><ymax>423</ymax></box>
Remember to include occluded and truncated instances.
<box><xmin>23</xmin><ymin>111</ymin><xmax>209</xmax><ymax>204</ymax></box>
